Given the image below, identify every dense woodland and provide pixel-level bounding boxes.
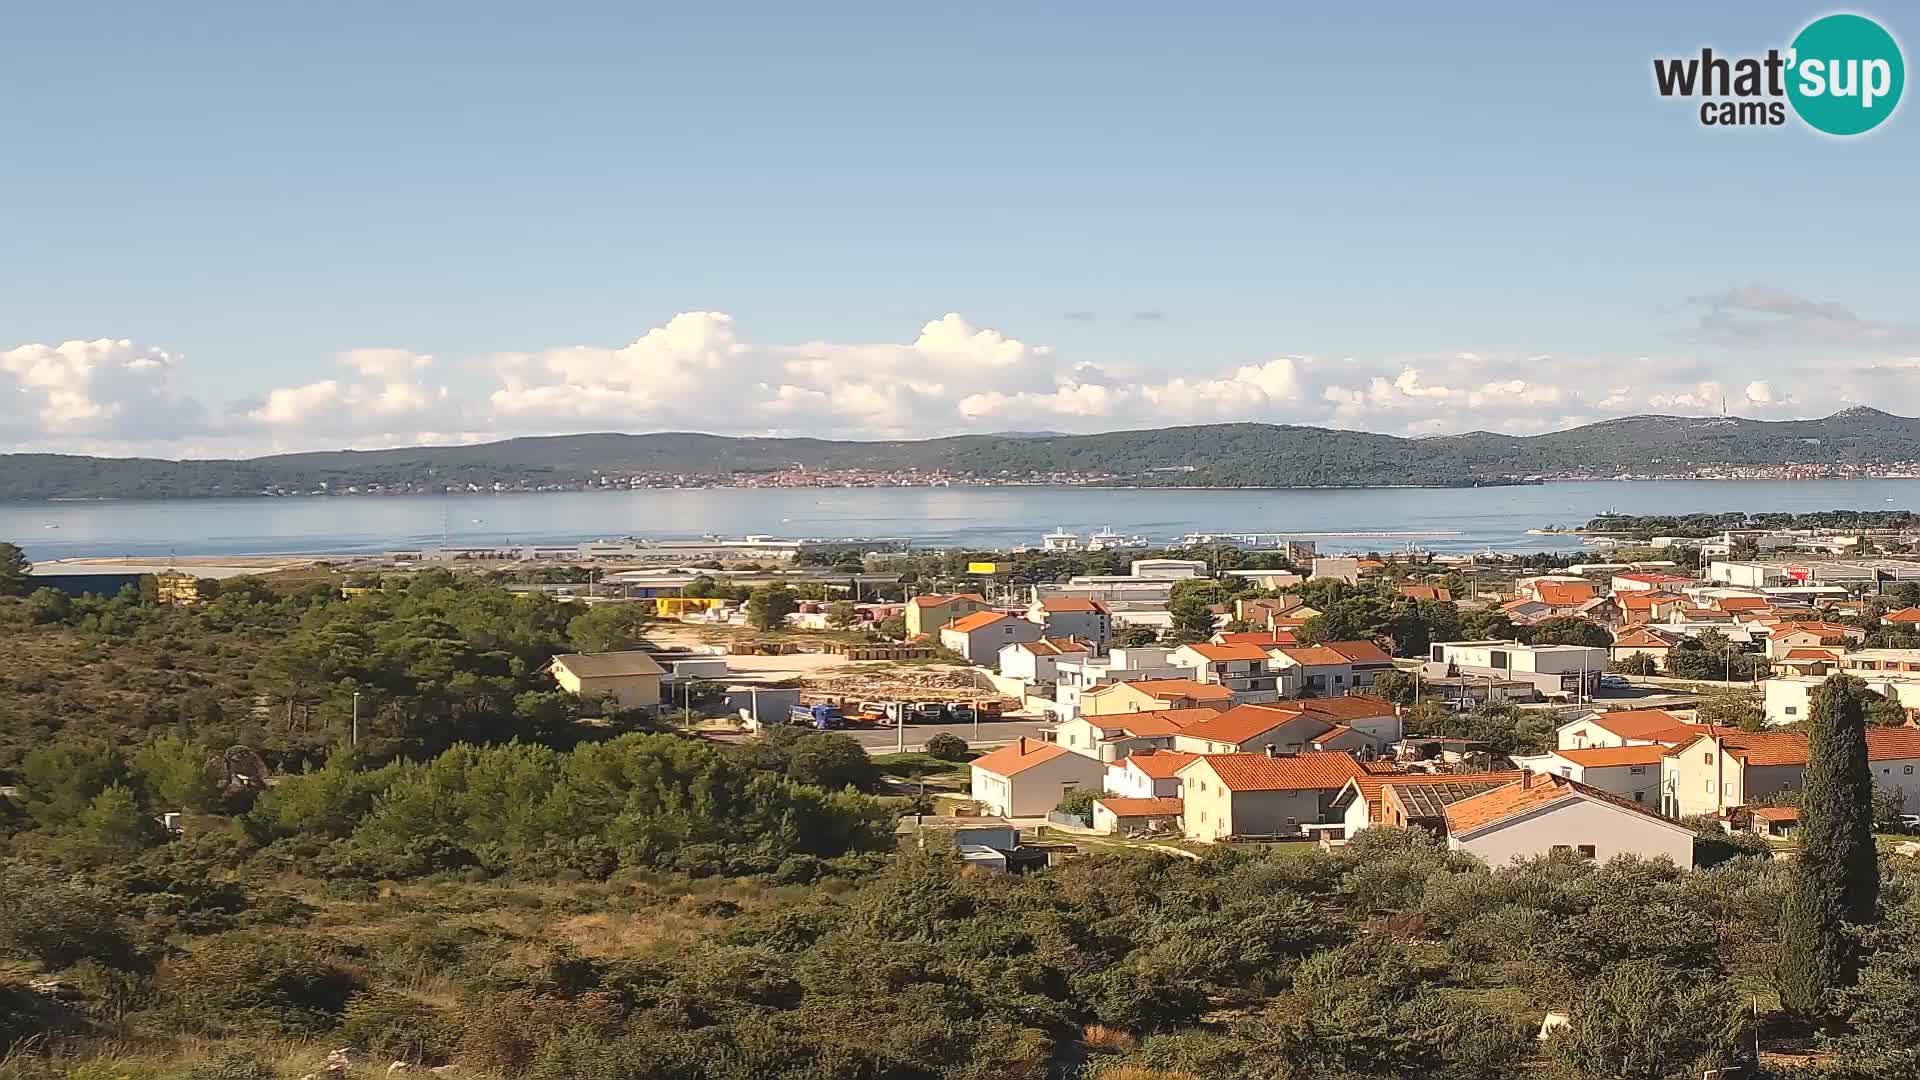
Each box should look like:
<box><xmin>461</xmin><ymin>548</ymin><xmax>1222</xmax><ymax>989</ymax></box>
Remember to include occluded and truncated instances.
<box><xmin>3</xmin><ymin>554</ymin><xmax>1920</xmax><ymax>1078</ymax></box>
<box><xmin>5</xmin><ymin>407</ymin><xmax>1919</xmax><ymax>497</ymax></box>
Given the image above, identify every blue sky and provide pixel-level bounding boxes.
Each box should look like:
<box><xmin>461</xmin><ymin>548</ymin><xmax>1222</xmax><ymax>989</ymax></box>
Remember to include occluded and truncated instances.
<box><xmin>2</xmin><ymin>3</ymin><xmax>1916</xmax><ymax>455</ymax></box>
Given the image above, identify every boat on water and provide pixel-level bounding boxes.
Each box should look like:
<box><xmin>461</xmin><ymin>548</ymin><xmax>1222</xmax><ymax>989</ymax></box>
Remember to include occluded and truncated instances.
<box><xmin>1086</xmin><ymin>526</ymin><xmax>1150</xmax><ymax>551</ymax></box>
<box><xmin>1040</xmin><ymin>527</ymin><xmax>1080</xmax><ymax>551</ymax></box>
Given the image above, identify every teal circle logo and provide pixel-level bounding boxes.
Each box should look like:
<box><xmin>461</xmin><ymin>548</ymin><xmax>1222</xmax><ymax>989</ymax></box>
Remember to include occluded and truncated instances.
<box><xmin>1787</xmin><ymin>14</ymin><xmax>1904</xmax><ymax>135</ymax></box>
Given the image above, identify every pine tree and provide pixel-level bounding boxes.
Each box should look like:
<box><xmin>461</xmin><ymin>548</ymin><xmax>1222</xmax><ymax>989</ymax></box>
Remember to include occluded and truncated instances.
<box><xmin>1777</xmin><ymin>674</ymin><xmax>1878</xmax><ymax>1016</ymax></box>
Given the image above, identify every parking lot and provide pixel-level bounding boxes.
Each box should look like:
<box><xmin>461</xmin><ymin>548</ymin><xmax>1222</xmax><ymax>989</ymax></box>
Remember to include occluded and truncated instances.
<box><xmin>845</xmin><ymin>717</ymin><xmax>1054</xmax><ymax>754</ymax></box>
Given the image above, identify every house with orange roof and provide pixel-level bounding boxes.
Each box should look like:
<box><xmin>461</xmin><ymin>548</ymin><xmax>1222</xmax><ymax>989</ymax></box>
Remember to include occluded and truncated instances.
<box><xmin>1765</xmin><ymin>621</ymin><xmax>1866</xmax><ymax>659</ymax></box>
<box><xmin>1775</xmin><ymin>647</ymin><xmax>1843</xmax><ymax>676</ymax></box>
<box><xmin>1169</xmin><ymin>642</ymin><xmax>1286</xmax><ymax>703</ymax></box>
<box><xmin>1885</xmin><ymin>606</ymin><xmax>1920</xmax><ymax>626</ymax></box>
<box><xmin>1617</xmin><ymin>591</ymin><xmax>1687</xmax><ymax>625</ymax></box>
<box><xmin>1521</xmin><ymin>578</ymin><xmax>1599</xmax><ymax>610</ymax></box>
<box><xmin>1713</xmin><ymin>595</ymin><xmax>1772</xmax><ymax>614</ymax></box>
<box><xmin>1332</xmin><ymin>770</ymin><xmax>1526</xmax><ymax>835</ymax></box>
<box><xmin>1443</xmin><ymin>771</ymin><xmax>1696</xmax><ymax>866</ymax></box>
<box><xmin>1661</xmin><ymin>726</ymin><xmax>1920</xmax><ymax>817</ymax></box>
<box><xmin>1176</xmin><ymin>751</ymin><xmax>1373</xmax><ymax>840</ymax></box>
<box><xmin>998</xmin><ymin>637</ymin><xmax>1091</xmax><ymax>683</ymax></box>
<box><xmin>1840</xmin><ymin>648</ymin><xmax>1920</xmax><ymax>675</ymax></box>
<box><xmin>1611</xmin><ymin>571</ymin><xmax>1697</xmax><ymax>594</ymax></box>
<box><xmin>1103</xmin><ymin>748</ymin><xmax>1200</xmax><ymax>799</ymax></box>
<box><xmin>1268</xmin><ymin>640</ymin><xmax>1396</xmax><ymax>696</ymax></box>
<box><xmin>1173</xmin><ymin>696</ymin><xmax>1401</xmax><ymax>756</ymax></box>
<box><xmin>1054</xmin><ymin>708</ymin><xmax>1219</xmax><ymax>762</ymax></box>
<box><xmin>1079</xmin><ymin>677</ymin><xmax>1234</xmax><ymax>717</ymax></box>
<box><xmin>1609</xmin><ymin>626</ymin><xmax>1679</xmax><ymax>667</ymax></box>
<box><xmin>1091</xmin><ymin>795</ymin><xmax>1185</xmax><ymax>836</ymax></box>
<box><xmin>1555</xmin><ymin>708</ymin><xmax>1703</xmax><ymax>751</ymax></box>
<box><xmin>1525</xmin><ymin>744</ymin><xmax>1669</xmax><ymax>805</ymax></box>
<box><xmin>1398</xmin><ymin>584</ymin><xmax>1453</xmax><ymax>603</ymax></box>
<box><xmin>1213</xmin><ymin>629</ymin><xmax>1300</xmax><ymax>648</ymax></box>
<box><xmin>904</xmin><ymin>593</ymin><xmax>990</xmax><ymax>638</ymax></box>
<box><xmin>1025</xmin><ymin>596</ymin><xmax>1113</xmax><ymax>647</ymax></box>
<box><xmin>968</xmin><ymin>737</ymin><xmax>1106</xmax><ymax>817</ymax></box>
<box><xmin>939</xmin><ymin>610</ymin><xmax>1043</xmax><ymax>665</ymax></box>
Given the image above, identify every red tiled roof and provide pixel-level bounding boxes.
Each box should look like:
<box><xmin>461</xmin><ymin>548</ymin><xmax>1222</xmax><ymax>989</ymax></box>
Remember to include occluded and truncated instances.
<box><xmin>1617</xmin><ymin>591</ymin><xmax>1683</xmax><ymax>610</ymax></box>
<box><xmin>1096</xmin><ymin>796</ymin><xmax>1184</xmax><ymax>817</ymax></box>
<box><xmin>1113</xmin><ymin>748</ymin><xmax>1201</xmax><ymax>778</ymax></box>
<box><xmin>1770</xmin><ymin>621</ymin><xmax>1864</xmax><ymax>639</ymax></box>
<box><xmin>911</xmin><ymin>593</ymin><xmax>986</xmax><ymax>608</ymax></box>
<box><xmin>1782</xmin><ymin>648</ymin><xmax>1843</xmax><ymax>661</ymax></box>
<box><xmin>1611</xmin><ymin>627</ymin><xmax>1677</xmax><ymax>649</ymax></box>
<box><xmin>1554</xmin><ymin>744</ymin><xmax>1670</xmax><ymax>767</ymax></box>
<box><xmin>1178</xmin><ymin>704</ymin><xmax>1317</xmax><ymax>745</ymax></box>
<box><xmin>1099</xmin><ymin>709</ymin><xmax>1218</xmax><ymax>738</ymax></box>
<box><xmin>1038</xmin><ymin>597</ymin><xmax>1110</xmax><ymax>613</ymax></box>
<box><xmin>1617</xmin><ymin>572</ymin><xmax>1695</xmax><ymax>585</ymax></box>
<box><xmin>1715</xmin><ymin>597</ymin><xmax>1771</xmax><ymax>612</ymax></box>
<box><xmin>1535</xmin><ymin>581</ymin><xmax>1598</xmax><ymax>606</ymax></box>
<box><xmin>1399</xmin><ymin>585</ymin><xmax>1452</xmax><ymax>602</ymax></box>
<box><xmin>1274</xmin><ymin>645</ymin><xmax>1358</xmax><ymax>667</ymax></box>
<box><xmin>1184</xmin><ymin>751</ymin><xmax>1371</xmax><ymax>792</ymax></box>
<box><xmin>1217</xmin><ymin>631</ymin><xmax>1299</xmax><ymax>647</ymax></box>
<box><xmin>1443</xmin><ymin>771</ymin><xmax>1681</xmax><ymax>836</ymax></box>
<box><xmin>1885</xmin><ymin>607</ymin><xmax>1920</xmax><ymax>624</ymax></box>
<box><xmin>1750</xmin><ymin>806</ymin><xmax>1799</xmax><ymax>822</ymax></box>
<box><xmin>969</xmin><ymin>737</ymin><xmax>1075</xmax><ymax>778</ymax></box>
<box><xmin>1324</xmin><ymin>640</ymin><xmax>1394</xmax><ymax>665</ymax></box>
<box><xmin>1184</xmin><ymin>642</ymin><xmax>1273</xmax><ymax>662</ymax></box>
<box><xmin>1575</xmin><ymin>709</ymin><xmax>1691</xmax><ymax>741</ymax></box>
<box><xmin>946</xmin><ymin>611</ymin><xmax>1011</xmax><ymax>633</ymax></box>
<box><xmin>1337</xmin><ymin>770</ymin><xmax>1524</xmax><ymax>823</ymax></box>
<box><xmin>1017</xmin><ymin>637</ymin><xmax>1090</xmax><ymax>656</ymax></box>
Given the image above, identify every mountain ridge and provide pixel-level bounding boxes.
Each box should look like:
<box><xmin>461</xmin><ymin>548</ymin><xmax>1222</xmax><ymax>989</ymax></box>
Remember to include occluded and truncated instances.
<box><xmin>4</xmin><ymin>409</ymin><xmax>1918</xmax><ymax>499</ymax></box>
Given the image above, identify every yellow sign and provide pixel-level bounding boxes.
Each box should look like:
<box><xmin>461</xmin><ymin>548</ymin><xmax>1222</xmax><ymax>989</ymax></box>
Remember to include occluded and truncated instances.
<box><xmin>967</xmin><ymin>561</ymin><xmax>998</xmax><ymax>574</ymax></box>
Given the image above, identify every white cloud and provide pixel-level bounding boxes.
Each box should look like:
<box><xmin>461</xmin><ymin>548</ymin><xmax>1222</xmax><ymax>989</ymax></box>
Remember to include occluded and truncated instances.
<box><xmin>0</xmin><ymin>338</ymin><xmax>203</xmax><ymax>441</ymax></box>
<box><xmin>7</xmin><ymin>304</ymin><xmax>1920</xmax><ymax>456</ymax></box>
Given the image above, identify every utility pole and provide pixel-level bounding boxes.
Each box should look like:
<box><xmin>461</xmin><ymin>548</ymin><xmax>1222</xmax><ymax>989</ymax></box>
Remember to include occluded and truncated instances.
<box><xmin>351</xmin><ymin>691</ymin><xmax>360</xmax><ymax>749</ymax></box>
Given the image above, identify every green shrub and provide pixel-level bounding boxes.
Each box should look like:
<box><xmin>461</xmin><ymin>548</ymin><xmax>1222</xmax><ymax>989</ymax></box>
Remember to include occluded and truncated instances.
<box><xmin>156</xmin><ymin>932</ymin><xmax>361</xmax><ymax>1034</ymax></box>
<box><xmin>341</xmin><ymin>990</ymin><xmax>462</xmax><ymax>1064</ymax></box>
<box><xmin>923</xmin><ymin>733</ymin><xmax>969</xmax><ymax>761</ymax></box>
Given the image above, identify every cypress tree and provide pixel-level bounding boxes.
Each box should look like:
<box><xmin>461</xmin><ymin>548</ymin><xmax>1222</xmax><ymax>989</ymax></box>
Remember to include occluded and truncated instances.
<box><xmin>1776</xmin><ymin>674</ymin><xmax>1878</xmax><ymax>1016</ymax></box>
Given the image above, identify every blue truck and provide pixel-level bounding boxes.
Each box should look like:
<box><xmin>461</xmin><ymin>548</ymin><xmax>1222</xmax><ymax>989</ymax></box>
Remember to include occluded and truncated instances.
<box><xmin>789</xmin><ymin>703</ymin><xmax>846</xmax><ymax>730</ymax></box>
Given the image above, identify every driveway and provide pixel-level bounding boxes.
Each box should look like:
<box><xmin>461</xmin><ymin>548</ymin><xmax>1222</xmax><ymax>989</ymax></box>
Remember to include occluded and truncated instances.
<box><xmin>847</xmin><ymin>718</ymin><xmax>1055</xmax><ymax>754</ymax></box>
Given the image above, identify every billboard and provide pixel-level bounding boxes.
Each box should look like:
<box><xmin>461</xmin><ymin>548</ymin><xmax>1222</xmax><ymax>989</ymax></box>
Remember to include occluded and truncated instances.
<box><xmin>967</xmin><ymin>562</ymin><xmax>998</xmax><ymax>574</ymax></box>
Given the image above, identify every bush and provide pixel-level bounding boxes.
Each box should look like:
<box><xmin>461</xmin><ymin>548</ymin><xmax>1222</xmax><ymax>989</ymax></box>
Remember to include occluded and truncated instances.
<box><xmin>0</xmin><ymin>860</ymin><xmax>143</xmax><ymax>969</ymax></box>
<box><xmin>923</xmin><ymin>733</ymin><xmax>970</xmax><ymax>761</ymax></box>
<box><xmin>186</xmin><ymin>1049</ymin><xmax>278</xmax><ymax>1080</ymax></box>
<box><xmin>341</xmin><ymin>990</ymin><xmax>463</xmax><ymax>1064</ymax></box>
<box><xmin>1056</xmin><ymin>789</ymin><xmax>1098</xmax><ymax>819</ymax></box>
<box><xmin>156</xmin><ymin>932</ymin><xmax>361</xmax><ymax>1034</ymax></box>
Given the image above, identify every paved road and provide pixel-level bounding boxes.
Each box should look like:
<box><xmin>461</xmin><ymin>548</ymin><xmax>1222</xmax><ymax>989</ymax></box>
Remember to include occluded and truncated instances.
<box><xmin>847</xmin><ymin>718</ymin><xmax>1054</xmax><ymax>753</ymax></box>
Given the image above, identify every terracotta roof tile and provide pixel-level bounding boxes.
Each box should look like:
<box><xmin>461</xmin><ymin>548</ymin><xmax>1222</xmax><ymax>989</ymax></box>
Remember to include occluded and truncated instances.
<box><xmin>1082</xmin><ymin>678</ymin><xmax>1233</xmax><ymax>702</ymax></box>
<box><xmin>1112</xmin><ymin>748</ymin><xmax>1201</xmax><ymax>778</ymax></box>
<box><xmin>1337</xmin><ymin>770</ymin><xmax>1525</xmax><ymax>822</ymax></box>
<box><xmin>1217</xmin><ymin>630</ymin><xmax>1299</xmax><ymax>646</ymax></box>
<box><xmin>1184</xmin><ymin>751</ymin><xmax>1371</xmax><ymax>792</ymax></box>
<box><xmin>1274</xmin><ymin>645</ymin><xmax>1357</xmax><ymax>666</ymax></box>
<box><xmin>1038</xmin><ymin>597</ymin><xmax>1109</xmax><ymax>613</ymax></box>
<box><xmin>1535</xmin><ymin>581</ymin><xmax>1598</xmax><ymax>606</ymax></box>
<box><xmin>1184</xmin><ymin>642</ymin><xmax>1273</xmax><ymax>662</ymax></box>
<box><xmin>969</xmin><ymin>737</ymin><xmax>1075</xmax><ymax>778</ymax></box>
<box><xmin>1715</xmin><ymin>597</ymin><xmax>1771</xmax><ymax>611</ymax></box>
<box><xmin>945</xmin><ymin>611</ymin><xmax>1010</xmax><ymax>633</ymax></box>
<box><xmin>1886</xmin><ymin>607</ymin><xmax>1920</xmax><ymax>624</ymax></box>
<box><xmin>1101</xmin><ymin>709</ymin><xmax>1218</xmax><ymax>738</ymax></box>
<box><xmin>1443</xmin><ymin>771</ymin><xmax>1682</xmax><ymax>836</ymax></box>
<box><xmin>1750</xmin><ymin>806</ymin><xmax>1799</xmax><ymax>821</ymax></box>
<box><xmin>1324</xmin><ymin>640</ymin><xmax>1394</xmax><ymax>665</ymax></box>
<box><xmin>1096</xmin><ymin>796</ymin><xmax>1185</xmax><ymax>817</ymax></box>
<box><xmin>1016</xmin><ymin>637</ymin><xmax>1090</xmax><ymax>656</ymax></box>
<box><xmin>1575</xmin><ymin>709</ymin><xmax>1692</xmax><ymax>741</ymax></box>
<box><xmin>1611</xmin><ymin>627</ymin><xmax>1678</xmax><ymax>648</ymax></box>
<box><xmin>1554</xmin><ymin>744</ymin><xmax>1670</xmax><ymax>767</ymax></box>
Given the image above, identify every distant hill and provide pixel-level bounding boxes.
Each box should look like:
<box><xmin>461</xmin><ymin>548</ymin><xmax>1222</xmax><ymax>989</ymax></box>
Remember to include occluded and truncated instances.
<box><xmin>5</xmin><ymin>407</ymin><xmax>1920</xmax><ymax>499</ymax></box>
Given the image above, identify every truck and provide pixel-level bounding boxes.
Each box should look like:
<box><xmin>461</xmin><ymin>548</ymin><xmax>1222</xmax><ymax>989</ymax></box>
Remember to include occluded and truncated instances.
<box><xmin>947</xmin><ymin>703</ymin><xmax>977</xmax><ymax>724</ymax></box>
<box><xmin>910</xmin><ymin>701</ymin><xmax>948</xmax><ymax>724</ymax></box>
<box><xmin>789</xmin><ymin>703</ymin><xmax>846</xmax><ymax>730</ymax></box>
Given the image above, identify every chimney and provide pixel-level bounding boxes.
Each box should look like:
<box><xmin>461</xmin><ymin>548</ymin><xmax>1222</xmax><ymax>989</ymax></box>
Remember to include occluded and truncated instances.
<box><xmin>1264</xmin><ymin>744</ymin><xmax>1279</xmax><ymax>758</ymax></box>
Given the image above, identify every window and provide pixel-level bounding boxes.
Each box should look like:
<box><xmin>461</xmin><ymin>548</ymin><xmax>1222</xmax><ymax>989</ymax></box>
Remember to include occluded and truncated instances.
<box><xmin>1703</xmin><ymin>753</ymin><xmax>1715</xmax><ymax>764</ymax></box>
<box><xmin>1577</xmin><ymin>845</ymin><xmax>1597</xmax><ymax>859</ymax></box>
<box><xmin>1560</xmin><ymin>767</ymin><xmax>1572</xmax><ymax>778</ymax></box>
<box><xmin>1629</xmin><ymin>766</ymin><xmax>1647</xmax><ymax>775</ymax></box>
<box><xmin>1551</xmin><ymin>844</ymin><xmax>1572</xmax><ymax>854</ymax></box>
<box><xmin>1706</xmin><ymin>780</ymin><xmax>1715</xmax><ymax>793</ymax></box>
<box><xmin>1634</xmin><ymin>791</ymin><xmax>1645</xmax><ymax>802</ymax></box>
<box><xmin>1785</xmin><ymin>706</ymin><xmax>1798</xmax><ymax>715</ymax></box>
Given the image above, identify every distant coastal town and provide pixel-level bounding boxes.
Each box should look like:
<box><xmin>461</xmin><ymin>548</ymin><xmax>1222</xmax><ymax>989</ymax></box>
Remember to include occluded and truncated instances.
<box><xmin>249</xmin><ymin>459</ymin><xmax>1920</xmax><ymax>498</ymax></box>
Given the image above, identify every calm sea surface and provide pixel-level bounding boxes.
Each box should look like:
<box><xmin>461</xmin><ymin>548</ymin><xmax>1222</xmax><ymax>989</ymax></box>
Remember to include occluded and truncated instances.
<box><xmin>6</xmin><ymin>480</ymin><xmax>1920</xmax><ymax>561</ymax></box>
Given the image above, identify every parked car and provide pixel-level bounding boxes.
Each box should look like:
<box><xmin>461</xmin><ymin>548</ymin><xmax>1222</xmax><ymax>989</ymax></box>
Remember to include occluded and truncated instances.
<box><xmin>1599</xmin><ymin>674</ymin><xmax>1633</xmax><ymax>690</ymax></box>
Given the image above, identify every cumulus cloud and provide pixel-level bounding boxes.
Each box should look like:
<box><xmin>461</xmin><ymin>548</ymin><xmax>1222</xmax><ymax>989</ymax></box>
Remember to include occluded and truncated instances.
<box><xmin>0</xmin><ymin>338</ymin><xmax>203</xmax><ymax>441</ymax></box>
<box><xmin>244</xmin><ymin>348</ymin><xmax>447</xmax><ymax>438</ymax></box>
<box><xmin>8</xmin><ymin>299</ymin><xmax>1920</xmax><ymax>456</ymax></box>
